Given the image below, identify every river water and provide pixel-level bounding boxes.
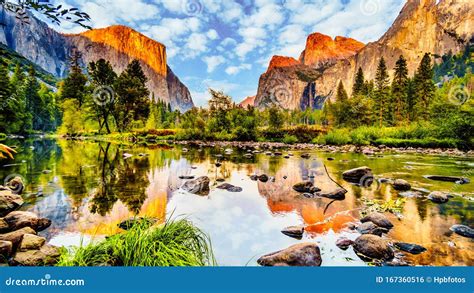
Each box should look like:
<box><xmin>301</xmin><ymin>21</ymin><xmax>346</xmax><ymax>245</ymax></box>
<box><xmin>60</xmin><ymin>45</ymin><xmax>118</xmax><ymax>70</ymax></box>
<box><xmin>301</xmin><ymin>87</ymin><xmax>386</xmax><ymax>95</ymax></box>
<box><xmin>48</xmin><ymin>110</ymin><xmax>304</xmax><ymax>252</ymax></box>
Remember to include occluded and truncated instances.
<box><xmin>1</xmin><ymin>138</ymin><xmax>473</xmax><ymax>266</ymax></box>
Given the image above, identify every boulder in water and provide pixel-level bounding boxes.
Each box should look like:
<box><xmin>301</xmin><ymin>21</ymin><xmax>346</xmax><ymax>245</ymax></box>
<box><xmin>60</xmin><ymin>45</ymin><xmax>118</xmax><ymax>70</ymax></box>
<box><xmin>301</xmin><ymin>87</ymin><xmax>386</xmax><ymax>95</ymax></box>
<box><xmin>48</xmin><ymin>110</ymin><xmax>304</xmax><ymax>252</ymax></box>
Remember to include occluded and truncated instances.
<box><xmin>292</xmin><ymin>181</ymin><xmax>314</xmax><ymax>193</ymax></box>
<box><xmin>342</xmin><ymin>167</ymin><xmax>373</xmax><ymax>183</ymax></box>
<box><xmin>182</xmin><ymin>176</ymin><xmax>210</xmax><ymax>195</ymax></box>
<box><xmin>392</xmin><ymin>179</ymin><xmax>411</xmax><ymax>191</ymax></box>
<box><xmin>450</xmin><ymin>225</ymin><xmax>474</xmax><ymax>239</ymax></box>
<box><xmin>257</xmin><ymin>243</ymin><xmax>322</xmax><ymax>266</ymax></box>
<box><xmin>394</xmin><ymin>242</ymin><xmax>427</xmax><ymax>255</ymax></box>
<box><xmin>281</xmin><ymin>226</ymin><xmax>304</xmax><ymax>239</ymax></box>
<box><xmin>360</xmin><ymin>212</ymin><xmax>393</xmax><ymax>229</ymax></box>
<box><xmin>353</xmin><ymin>234</ymin><xmax>394</xmax><ymax>261</ymax></box>
<box><xmin>427</xmin><ymin>191</ymin><xmax>449</xmax><ymax>204</ymax></box>
<box><xmin>314</xmin><ymin>188</ymin><xmax>347</xmax><ymax>200</ymax></box>
<box><xmin>217</xmin><ymin>183</ymin><xmax>243</xmax><ymax>192</ymax></box>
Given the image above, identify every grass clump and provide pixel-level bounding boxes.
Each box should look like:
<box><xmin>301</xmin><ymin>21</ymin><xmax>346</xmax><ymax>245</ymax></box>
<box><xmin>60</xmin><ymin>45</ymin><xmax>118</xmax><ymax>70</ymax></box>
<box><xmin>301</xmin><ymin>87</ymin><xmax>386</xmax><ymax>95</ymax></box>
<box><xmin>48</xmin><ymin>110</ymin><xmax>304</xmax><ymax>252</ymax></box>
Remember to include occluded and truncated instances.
<box><xmin>57</xmin><ymin>219</ymin><xmax>216</xmax><ymax>267</ymax></box>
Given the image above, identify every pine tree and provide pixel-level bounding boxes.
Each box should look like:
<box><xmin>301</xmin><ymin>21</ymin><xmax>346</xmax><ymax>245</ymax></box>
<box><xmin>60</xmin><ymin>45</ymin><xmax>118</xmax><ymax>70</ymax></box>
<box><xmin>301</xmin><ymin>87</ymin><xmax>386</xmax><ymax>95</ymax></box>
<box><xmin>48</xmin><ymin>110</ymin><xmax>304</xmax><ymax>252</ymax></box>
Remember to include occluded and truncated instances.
<box><xmin>413</xmin><ymin>53</ymin><xmax>435</xmax><ymax>120</ymax></box>
<box><xmin>88</xmin><ymin>59</ymin><xmax>117</xmax><ymax>133</ymax></box>
<box><xmin>61</xmin><ymin>51</ymin><xmax>88</xmax><ymax>107</ymax></box>
<box><xmin>336</xmin><ymin>81</ymin><xmax>348</xmax><ymax>102</ymax></box>
<box><xmin>391</xmin><ymin>55</ymin><xmax>409</xmax><ymax>124</ymax></box>
<box><xmin>0</xmin><ymin>63</ymin><xmax>14</xmax><ymax>133</ymax></box>
<box><xmin>24</xmin><ymin>66</ymin><xmax>42</xmax><ymax>131</ymax></box>
<box><xmin>352</xmin><ymin>67</ymin><xmax>365</xmax><ymax>97</ymax></box>
<box><xmin>374</xmin><ymin>58</ymin><xmax>391</xmax><ymax>127</ymax></box>
<box><xmin>113</xmin><ymin>59</ymin><xmax>150</xmax><ymax>132</ymax></box>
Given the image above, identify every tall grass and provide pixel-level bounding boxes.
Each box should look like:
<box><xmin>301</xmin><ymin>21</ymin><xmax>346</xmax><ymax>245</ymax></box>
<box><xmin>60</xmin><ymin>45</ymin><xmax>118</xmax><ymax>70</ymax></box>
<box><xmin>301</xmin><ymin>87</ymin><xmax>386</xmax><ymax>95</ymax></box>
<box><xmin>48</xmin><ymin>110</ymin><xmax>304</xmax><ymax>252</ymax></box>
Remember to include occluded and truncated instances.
<box><xmin>313</xmin><ymin>124</ymin><xmax>463</xmax><ymax>148</ymax></box>
<box><xmin>57</xmin><ymin>219</ymin><xmax>216</xmax><ymax>267</ymax></box>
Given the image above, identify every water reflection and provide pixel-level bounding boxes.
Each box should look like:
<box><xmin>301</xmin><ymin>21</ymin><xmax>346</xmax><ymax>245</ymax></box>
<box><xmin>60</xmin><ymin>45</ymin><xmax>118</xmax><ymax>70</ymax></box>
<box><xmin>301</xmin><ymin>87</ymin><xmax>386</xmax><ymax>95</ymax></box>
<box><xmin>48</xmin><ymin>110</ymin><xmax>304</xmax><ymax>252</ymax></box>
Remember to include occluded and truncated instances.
<box><xmin>0</xmin><ymin>138</ymin><xmax>473</xmax><ymax>266</ymax></box>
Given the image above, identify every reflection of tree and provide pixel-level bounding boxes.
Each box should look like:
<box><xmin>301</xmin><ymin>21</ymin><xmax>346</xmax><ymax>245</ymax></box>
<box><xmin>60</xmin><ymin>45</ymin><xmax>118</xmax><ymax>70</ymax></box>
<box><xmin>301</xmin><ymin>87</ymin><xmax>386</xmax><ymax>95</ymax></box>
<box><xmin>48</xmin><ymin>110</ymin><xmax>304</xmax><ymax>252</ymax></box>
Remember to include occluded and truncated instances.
<box><xmin>89</xmin><ymin>143</ymin><xmax>150</xmax><ymax>216</ymax></box>
<box><xmin>89</xmin><ymin>143</ymin><xmax>119</xmax><ymax>216</ymax></box>
<box><xmin>114</xmin><ymin>157</ymin><xmax>150</xmax><ymax>215</ymax></box>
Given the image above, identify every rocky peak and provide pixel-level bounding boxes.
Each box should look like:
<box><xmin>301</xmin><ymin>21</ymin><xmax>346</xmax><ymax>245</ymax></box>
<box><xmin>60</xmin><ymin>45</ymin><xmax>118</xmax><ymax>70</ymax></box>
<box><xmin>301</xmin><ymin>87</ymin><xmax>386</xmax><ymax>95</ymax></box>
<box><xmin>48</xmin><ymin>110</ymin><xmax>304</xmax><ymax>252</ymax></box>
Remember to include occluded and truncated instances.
<box><xmin>267</xmin><ymin>55</ymin><xmax>300</xmax><ymax>72</ymax></box>
<box><xmin>299</xmin><ymin>32</ymin><xmax>364</xmax><ymax>67</ymax></box>
<box><xmin>72</xmin><ymin>25</ymin><xmax>168</xmax><ymax>77</ymax></box>
<box><xmin>239</xmin><ymin>96</ymin><xmax>256</xmax><ymax>107</ymax></box>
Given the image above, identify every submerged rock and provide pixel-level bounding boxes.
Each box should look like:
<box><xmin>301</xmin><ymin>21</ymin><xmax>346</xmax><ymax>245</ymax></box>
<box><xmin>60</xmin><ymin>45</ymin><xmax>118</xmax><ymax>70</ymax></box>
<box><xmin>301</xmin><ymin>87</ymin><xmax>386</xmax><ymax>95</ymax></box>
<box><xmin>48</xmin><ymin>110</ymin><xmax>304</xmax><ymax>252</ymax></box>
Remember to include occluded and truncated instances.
<box><xmin>450</xmin><ymin>225</ymin><xmax>474</xmax><ymax>239</ymax></box>
<box><xmin>424</xmin><ymin>175</ymin><xmax>470</xmax><ymax>184</ymax></box>
<box><xmin>3</xmin><ymin>211</ymin><xmax>51</xmax><ymax>232</ymax></box>
<box><xmin>292</xmin><ymin>181</ymin><xmax>314</xmax><ymax>193</ymax></box>
<box><xmin>392</xmin><ymin>179</ymin><xmax>411</xmax><ymax>191</ymax></box>
<box><xmin>314</xmin><ymin>188</ymin><xmax>347</xmax><ymax>200</ymax></box>
<box><xmin>257</xmin><ymin>243</ymin><xmax>322</xmax><ymax>266</ymax></box>
<box><xmin>336</xmin><ymin>238</ymin><xmax>354</xmax><ymax>250</ymax></box>
<box><xmin>0</xmin><ymin>190</ymin><xmax>24</xmax><ymax>217</ymax></box>
<box><xmin>281</xmin><ymin>226</ymin><xmax>304</xmax><ymax>239</ymax></box>
<box><xmin>360</xmin><ymin>212</ymin><xmax>393</xmax><ymax>229</ymax></box>
<box><xmin>394</xmin><ymin>242</ymin><xmax>427</xmax><ymax>255</ymax></box>
<box><xmin>342</xmin><ymin>166</ymin><xmax>373</xmax><ymax>183</ymax></box>
<box><xmin>357</xmin><ymin>222</ymin><xmax>389</xmax><ymax>236</ymax></box>
<box><xmin>258</xmin><ymin>174</ymin><xmax>269</xmax><ymax>183</ymax></box>
<box><xmin>250</xmin><ymin>175</ymin><xmax>258</xmax><ymax>181</ymax></box>
<box><xmin>11</xmin><ymin>244</ymin><xmax>60</xmax><ymax>266</ymax></box>
<box><xmin>178</xmin><ymin>175</ymin><xmax>195</xmax><ymax>180</ymax></box>
<box><xmin>300</xmin><ymin>154</ymin><xmax>311</xmax><ymax>159</ymax></box>
<box><xmin>181</xmin><ymin>176</ymin><xmax>210</xmax><ymax>195</ymax></box>
<box><xmin>427</xmin><ymin>191</ymin><xmax>449</xmax><ymax>204</ymax></box>
<box><xmin>217</xmin><ymin>183</ymin><xmax>243</xmax><ymax>192</ymax></box>
<box><xmin>353</xmin><ymin>234</ymin><xmax>394</xmax><ymax>261</ymax></box>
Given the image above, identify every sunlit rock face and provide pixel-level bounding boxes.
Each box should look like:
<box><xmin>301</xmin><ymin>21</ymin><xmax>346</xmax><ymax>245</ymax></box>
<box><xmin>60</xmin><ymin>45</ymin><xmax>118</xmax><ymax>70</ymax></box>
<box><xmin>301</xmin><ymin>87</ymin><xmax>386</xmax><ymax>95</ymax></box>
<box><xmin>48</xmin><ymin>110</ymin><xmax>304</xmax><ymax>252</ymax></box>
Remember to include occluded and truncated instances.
<box><xmin>267</xmin><ymin>55</ymin><xmax>301</xmax><ymax>72</ymax></box>
<box><xmin>0</xmin><ymin>12</ymin><xmax>193</xmax><ymax>111</ymax></box>
<box><xmin>254</xmin><ymin>0</ymin><xmax>473</xmax><ymax>110</ymax></box>
<box><xmin>299</xmin><ymin>33</ymin><xmax>364</xmax><ymax>67</ymax></box>
<box><xmin>239</xmin><ymin>96</ymin><xmax>256</xmax><ymax>107</ymax></box>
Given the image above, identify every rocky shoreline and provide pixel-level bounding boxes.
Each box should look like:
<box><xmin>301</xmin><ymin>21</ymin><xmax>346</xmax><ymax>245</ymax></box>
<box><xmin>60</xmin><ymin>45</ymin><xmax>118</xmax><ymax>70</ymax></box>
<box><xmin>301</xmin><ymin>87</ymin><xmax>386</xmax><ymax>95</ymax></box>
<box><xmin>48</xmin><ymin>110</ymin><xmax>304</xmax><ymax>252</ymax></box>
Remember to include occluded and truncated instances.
<box><xmin>173</xmin><ymin>140</ymin><xmax>473</xmax><ymax>157</ymax></box>
<box><xmin>0</xmin><ymin>177</ymin><xmax>59</xmax><ymax>266</ymax></box>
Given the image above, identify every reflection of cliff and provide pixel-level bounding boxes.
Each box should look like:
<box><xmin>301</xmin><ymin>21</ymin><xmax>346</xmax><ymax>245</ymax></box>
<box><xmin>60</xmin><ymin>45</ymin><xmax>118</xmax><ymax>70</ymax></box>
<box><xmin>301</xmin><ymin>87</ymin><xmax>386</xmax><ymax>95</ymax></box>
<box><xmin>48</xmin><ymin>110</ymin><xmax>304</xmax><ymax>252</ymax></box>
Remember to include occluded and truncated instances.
<box><xmin>256</xmin><ymin>158</ymin><xmax>358</xmax><ymax>232</ymax></box>
<box><xmin>390</xmin><ymin>200</ymin><xmax>474</xmax><ymax>266</ymax></box>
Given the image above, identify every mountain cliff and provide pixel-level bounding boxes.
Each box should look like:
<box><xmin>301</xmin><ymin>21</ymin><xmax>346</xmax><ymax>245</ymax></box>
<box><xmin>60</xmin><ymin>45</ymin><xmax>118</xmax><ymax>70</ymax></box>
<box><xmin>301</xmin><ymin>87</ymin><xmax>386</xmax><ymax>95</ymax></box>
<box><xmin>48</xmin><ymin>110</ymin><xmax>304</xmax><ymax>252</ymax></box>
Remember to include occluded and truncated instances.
<box><xmin>0</xmin><ymin>11</ymin><xmax>193</xmax><ymax>111</ymax></box>
<box><xmin>254</xmin><ymin>0</ymin><xmax>474</xmax><ymax>110</ymax></box>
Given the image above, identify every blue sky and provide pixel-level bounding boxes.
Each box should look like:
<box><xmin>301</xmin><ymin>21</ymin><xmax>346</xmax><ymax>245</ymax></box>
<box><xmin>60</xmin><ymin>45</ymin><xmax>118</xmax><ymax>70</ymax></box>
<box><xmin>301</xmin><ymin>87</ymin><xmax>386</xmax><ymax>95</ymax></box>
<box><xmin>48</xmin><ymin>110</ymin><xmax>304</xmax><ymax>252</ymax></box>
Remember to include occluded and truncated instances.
<box><xmin>47</xmin><ymin>0</ymin><xmax>405</xmax><ymax>106</ymax></box>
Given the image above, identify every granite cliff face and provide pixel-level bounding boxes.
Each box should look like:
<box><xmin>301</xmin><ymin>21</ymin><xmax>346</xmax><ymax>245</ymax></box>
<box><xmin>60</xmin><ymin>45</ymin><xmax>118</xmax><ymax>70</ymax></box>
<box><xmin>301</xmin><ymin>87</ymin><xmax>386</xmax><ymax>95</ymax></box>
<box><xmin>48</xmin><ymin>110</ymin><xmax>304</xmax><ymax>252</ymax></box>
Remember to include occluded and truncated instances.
<box><xmin>299</xmin><ymin>33</ymin><xmax>364</xmax><ymax>67</ymax></box>
<box><xmin>254</xmin><ymin>32</ymin><xmax>362</xmax><ymax>110</ymax></box>
<box><xmin>0</xmin><ymin>11</ymin><xmax>193</xmax><ymax>111</ymax></box>
<box><xmin>255</xmin><ymin>0</ymin><xmax>474</xmax><ymax>110</ymax></box>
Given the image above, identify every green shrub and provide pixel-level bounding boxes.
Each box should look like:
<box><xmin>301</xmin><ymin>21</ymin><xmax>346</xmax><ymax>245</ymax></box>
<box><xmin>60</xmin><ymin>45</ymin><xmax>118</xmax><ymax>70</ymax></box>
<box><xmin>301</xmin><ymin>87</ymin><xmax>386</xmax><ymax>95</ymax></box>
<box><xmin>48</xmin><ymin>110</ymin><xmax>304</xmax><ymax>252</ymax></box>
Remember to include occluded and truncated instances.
<box><xmin>0</xmin><ymin>133</ymin><xmax>6</xmax><ymax>141</ymax></box>
<box><xmin>57</xmin><ymin>219</ymin><xmax>216</xmax><ymax>267</ymax></box>
<box><xmin>374</xmin><ymin>138</ymin><xmax>460</xmax><ymax>148</ymax></box>
<box><xmin>321</xmin><ymin>129</ymin><xmax>352</xmax><ymax>145</ymax></box>
<box><xmin>282</xmin><ymin>134</ymin><xmax>298</xmax><ymax>144</ymax></box>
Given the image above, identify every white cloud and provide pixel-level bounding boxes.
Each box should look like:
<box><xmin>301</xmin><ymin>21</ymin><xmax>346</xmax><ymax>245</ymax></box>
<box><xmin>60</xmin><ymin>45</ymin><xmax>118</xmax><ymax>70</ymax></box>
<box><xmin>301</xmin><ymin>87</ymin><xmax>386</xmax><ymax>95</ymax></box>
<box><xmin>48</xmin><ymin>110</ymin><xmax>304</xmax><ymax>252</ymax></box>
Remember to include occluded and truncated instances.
<box><xmin>225</xmin><ymin>64</ymin><xmax>251</xmax><ymax>75</ymax></box>
<box><xmin>203</xmin><ymin>55</ymin><xmax>225</xmax><ymax>73</ymax></box>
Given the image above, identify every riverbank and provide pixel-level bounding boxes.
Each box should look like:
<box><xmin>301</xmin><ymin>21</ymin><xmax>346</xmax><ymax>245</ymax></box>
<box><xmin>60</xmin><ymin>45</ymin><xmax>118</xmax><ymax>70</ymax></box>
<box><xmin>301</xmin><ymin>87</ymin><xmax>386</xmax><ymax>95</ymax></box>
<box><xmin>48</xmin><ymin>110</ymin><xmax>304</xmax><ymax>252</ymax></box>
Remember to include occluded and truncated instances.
<box><xmin>40</xmin><ymin>133</ymin><xmax>473</xmax><ymax>157</ymax></box>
